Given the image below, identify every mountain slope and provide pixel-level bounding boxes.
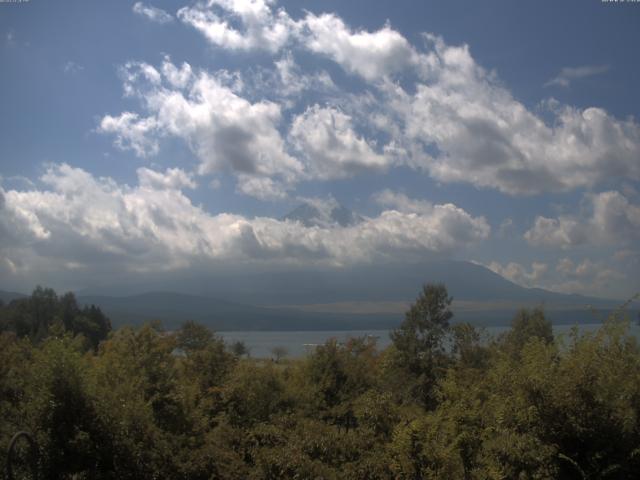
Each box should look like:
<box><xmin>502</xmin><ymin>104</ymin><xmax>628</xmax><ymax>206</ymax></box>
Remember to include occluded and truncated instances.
<box><xmin>0</xmin><ymin>290</ymin><xmax>27</xmax><ymax>304</ymax></box>
<box><xmin>74</xmin><ymin>259</ymin><xmax>632</xmax><ymax>331</ymax></box>
<box><xmin>5</xmin><ymin>260</ymin><xmax>628</xmax><ymax>331</ymax></box>
<box><xmin>186</xmin><ymin>260</ymin><xmax>611</xmax><ymax>307</ymax></box>
<box><xmin>78</xmin><ymin>292</ymin><xmax>398</xmax><ymax>331</ymax></box>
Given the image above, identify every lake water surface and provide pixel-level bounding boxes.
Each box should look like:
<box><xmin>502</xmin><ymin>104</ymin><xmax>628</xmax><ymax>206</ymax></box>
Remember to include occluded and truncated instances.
<box><xmin>220</xmin><ymin>323</ymin><xmax>640</xmax><ymax>358</ymax></box>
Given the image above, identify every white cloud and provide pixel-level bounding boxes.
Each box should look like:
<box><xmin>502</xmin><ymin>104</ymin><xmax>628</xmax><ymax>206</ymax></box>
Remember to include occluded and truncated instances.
<box><xmin>63</xmin><ymin>61</ymin><xmax>84</xmax><ymax>74</ymax></box>
<box><xmin>545</xmin><ymin>64</ymin><xmax>609</xmax><ymax>88</ymax></box>
<box><xmin>523</xmin><ymin>216</ymin><xmax>588</xmax><ymax>250</ymax></box>
<box><xmin>161</xmin><ymin>59</ymin><xmax>193</xmax><ymax>89</ymax></box>
<box><xmin>254</xmin><ymin>51</ymin><xmax>335</xmax><ymax>100</ymax></box>
<box><xmin>235</xmin><ymin>175</ymin><xmax>288</xmax><ymax>200</ymax></box>
<box><xmin>0</xmin><ymin>165</ymin><xmax>490</xmax><ymax>278</ymax></box>
<box><xmin>302</xmin><ymin>13</ymin><xmax>417</xmax><ymax>80</ymax></box>
<box><xmin>485</xmin><ymin>261</ymin><xmax>548</xmax><ymax>288</ymax></box>
<box><xmin>133</xmin><ymin>2</ymin><xmax>174</xmax><ymax>24</ymax></box>
<box><xmin>590</xmin><ymin>190</ymin><xmax>640</xmax><ymax>242</ymax></box>
<box><xmin>556</xmin><ymin>257</ymin><xmax>575</xmax><ymax>275</ymax></box>
<box><xmin>137</xmin><ymin>167</ymin><xmax>196</xmax><ymax>190</ymax></box>
<box><xmin>549</xmin><ymin>258</ymin><xmax>625</xmax><ymax>297</ymax></box>
<box><xmin>119</xmin><ymin>61</ymin><xmax>163</xmax><ymax>97</ymax></box>
<box><xmin>481</xmin><ymin>256</ymin><xmax>629</xmax><ymax>297</ymax></box>
<box><xmin>525</xmin><ymin>191</ymin><xmax>640</xmax><ymax>248</ymax></box>
<box><xmin>289</xmin><ymin>105</ymin><xmax>389</xmax><ymax>179</ymax></box>
<box><xmin>387</xmin><ymin>36</ymin><xmax>640</xmax><ymax>195</ymax></box>
<box><xmin>274</xmin><ymin>52</ymin><xmax>334</xmax><ymax>95</ymax></box>
<box><xmin>98</xmin><ymin>112</ymin><xmax>159</xmax><ymax>157</ymax></box>
<box><xmin>106</xmin><ymin>4</ymin><xmax>640</xmax><ymax>198</ymax></box>
<box><xmin>372</xmin><ymin>189</ymin><xmax>433</xmax><ymax>214</ymax></box>
<box><xmin>178</xmin><ymin>0</ymin><xmax>296</xmax><ymax>53</ymax></box>
<box><xmin>178</xmin><ymin>1</ymin><xmax>416</xmax><ymax>80</ymax></box>
<box><xmin>101</xmin><ymin>59</ymin><xmax>303</xmax><ymax>199</ymax></box>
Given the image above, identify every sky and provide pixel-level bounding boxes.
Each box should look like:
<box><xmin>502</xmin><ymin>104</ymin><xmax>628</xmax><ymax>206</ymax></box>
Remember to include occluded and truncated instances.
<box><xmin>0</xmin><ymin>0</ymin><xmax>639</xmax><ymax>299</ymax></box>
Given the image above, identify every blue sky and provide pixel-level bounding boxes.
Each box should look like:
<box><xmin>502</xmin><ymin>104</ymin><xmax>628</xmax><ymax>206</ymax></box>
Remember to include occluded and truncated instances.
<box><xmin>1</xmin><ymin>0</ymin><xmax>639</xmax><ymax>299</ymax></box>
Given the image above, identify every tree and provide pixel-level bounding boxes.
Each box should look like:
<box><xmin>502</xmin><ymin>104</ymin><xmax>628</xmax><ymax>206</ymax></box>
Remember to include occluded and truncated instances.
<box><xmin>500</xmin><ymin>307</ymin><xmax>553</xmax><ymax>357</ymax></box>
<box><xmin>23</xmin><ymin>332</ymin><xmax>113</xmax><ymax>478</ymax></box>
<box><xmin>73</xmin><ymin>304</ymin><xmax>111</xmax><ymax>349</ymax></box>
<box><xmin>29</xmin><ymin>286</ymin><xmax>58</xmax><ymax>340</ymax></box>
<box><xmin>177</xmin><ymin>321</ymin><xmax>235</xmax><ymax>394</ymax></box>
<box><xmin>392</xmin><ymin>284</ymin><xmax>453</xmax><ymax>356</ymax></box>
<box><xmin>0</xmin><ymin>289</ymin><xmax>110</xmax><ymax>348</ymax></box>
<box><xmin>390</xmin><ymin>283</ymin><xmax>453</xmax><ymax>408</ymax></box>
<box><xmin>176</xmin><ymin>320</ymin><xmax>214</xmax><ymax>352</ymax></box>
<box><xmin>271</xmin><ymin>346</ymin><xmax>289</xmax><ymax>363</ymax></box>
<box><xmin>58</xmin><ymin>292</ymin><xmax>80</xmax><ymax>332</ymax></box>
<box><xmin>451</xmin><ymin>322</ymin><xmax>489</xmax><ymax>370</ymax></box>
<box><xmin>230</xmin><ymin>340</ymin><xmax>249</xmax><ymax>358</ymax></box>
<box><xmin>223</xmin><ymin>362</ymin><xmax>287</xmax><ymax>427</ymax></box>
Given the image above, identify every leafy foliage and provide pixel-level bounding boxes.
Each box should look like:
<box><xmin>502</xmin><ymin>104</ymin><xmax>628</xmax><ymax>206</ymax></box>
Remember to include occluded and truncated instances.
<box><xmin>0</xmin><ymin>286</ymin><xmax>111</xmax><ymax>349</ymax></box>
<box><xmin>1</xmin><ymin>284</ymin><xmax>639</xmax><ymax>479</ymax></box>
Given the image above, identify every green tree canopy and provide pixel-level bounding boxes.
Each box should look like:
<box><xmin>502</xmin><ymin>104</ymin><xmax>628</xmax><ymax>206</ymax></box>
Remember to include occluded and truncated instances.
<box><xmin>390</xmin><ymin>283</ymin><xmax>453</xmax><ymax>408</ymax></box>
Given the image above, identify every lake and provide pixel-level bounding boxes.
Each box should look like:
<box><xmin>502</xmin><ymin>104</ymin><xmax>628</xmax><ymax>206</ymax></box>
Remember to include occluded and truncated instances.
<box><xmin>219</xmin><ymin>323</ymin><xmax>640</xmax><ymax>358</ymax></box>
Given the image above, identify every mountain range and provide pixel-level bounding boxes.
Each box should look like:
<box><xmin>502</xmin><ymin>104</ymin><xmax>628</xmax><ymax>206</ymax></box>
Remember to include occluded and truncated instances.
<box><xmin>1</xmin><ymin>259</ymin><xmax>631</xmax><ymax>331</ymax></box>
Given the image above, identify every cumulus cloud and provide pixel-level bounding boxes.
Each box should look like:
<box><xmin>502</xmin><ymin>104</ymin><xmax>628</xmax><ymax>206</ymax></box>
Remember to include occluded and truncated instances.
<box><xmin>590</xmin><ymin>190</ymin><xmax>640</xmax><ymax>242</ymax></box>
<box><xmin>101</xmin><ymin>58</ymin><xmax>302</xmax><ymax>199</ymax></box>
<box><xmin>100</xmin><ymin>58</ymin><xmax>394</xmax><ymax>197</ymax></box>
<box><xmin>302</xmin><ymin>13</ymin><xmax>417</xmax><ymax>80</ymax></box>
<box><xmin>485</xmin><ymin>261</ymin><xmax>548</xmax><ymax>288</ymax></box>
<box><xmin>524</xmin><ymin>216</ymin><xmax>588</xmax><ymax>250</ymax></box>
<box><xmin>289</xmin><ymin>105</ymin><xmax>389</xmax><ymax>179</ymax></box>
<box><xmin>119</xmin><ymin>61</ymin><xmax>163</xmax><ymax>96</ymax></box>
<box><xmin>249</xmin><ymin>52</ymin><xmax>335</xmax><ymax>101</ymax></box>
<box><xmin>102</xmin><ymin>3</ymin><xmax>640</xmax><ymax>198</ymax></box>
<box><xmin>525</xmin><ymin>191</ymin><xmax>640</xmax><ymax>248</ymax></box>
<box><xmin>272</xmin><ymin>53</ymin><xmax>334</xmax><ymax>96</ymax></box>
<box><xmin>480</xmin><ymin>256</ymin><xmax>629</xmax><ymax>297</ymax></box>
<box><xmin>133</xmin><ymin>2</ymin><xmax>174</xmax><ymax>24</ymax></box>
<box><xmin>556</xmin><ymin>257</ymin><xmax>610</xmax><ymax>278</ymax></box>
<box><xmin>545</xmin><ymin>64</ymin><xmax>609</xmax><ymax>88</ymax></box>
<box><xmin>0</xmin><ymin>165</ymin><xmax>489</xmax><ymax>280</ymax></box>
<box><xmin>372</xmin><ymin>189</ymin><xmax>433</xmax><ymax>214</ymax></box>
<box><xmin>179</xmin><ymin>1</ymin><xmax>416</xmax><ymax>80</ymax></box>
<box><xmin>177</xmin><ymin>0</ymin><xmax>296</xmax><ymax>53</ymax></box>
<box><xmin>98</xmin><ymin>112</ymin><xmax>159</xmax><ymax>157</ymax></box>
<box><xmin>137</xmin><ymin>167</ymin><xmax>196</xmax><ymax>190</ymax></box>
<box><xmin>386</xmin><ymin>36</ymin><xmax>640</xmax><ymax>195</ymax></box>
<box><xmin>549</xmin><ymin>258</ymin><xmax>625</xmax><ymax>297</ymax></box>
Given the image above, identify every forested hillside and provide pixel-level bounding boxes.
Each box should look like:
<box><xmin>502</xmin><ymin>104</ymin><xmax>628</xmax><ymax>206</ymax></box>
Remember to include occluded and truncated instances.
<box><xmin>1</xmin><ymin>286</ymin><xmax>639</xmax><ymax>479</ymax></box>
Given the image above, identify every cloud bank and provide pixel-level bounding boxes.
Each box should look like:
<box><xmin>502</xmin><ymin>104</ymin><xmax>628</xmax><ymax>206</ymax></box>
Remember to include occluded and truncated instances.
<box><xmin>0</xmin><ymin>165</ymin><xmax>489</xmax><ymax>284</ymax></box>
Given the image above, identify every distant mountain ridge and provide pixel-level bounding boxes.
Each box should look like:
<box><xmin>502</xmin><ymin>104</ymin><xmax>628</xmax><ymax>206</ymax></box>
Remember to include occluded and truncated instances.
<box><xmin>76</xmin><ymin>259</ymin><xmax>629</xmax><ymax>330</ymax></box>
<box><xmin>177</xmin><ymin>260</ymin><xmax>611</xmax><ymax>307</ymax></box>
<box><xmin>0</xmin><ymin>290</ymin><xmax>27</xmax><ymax>304</ymax></box>
<box><xmin>77</xmin><ymin>292</ymin><xmax>397</xmax><ymax>331</ymax></box>
<box><xmin>2</xmin><ymin>260</ymin><xmax>632</xmax><ymax>331</ymax></box>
